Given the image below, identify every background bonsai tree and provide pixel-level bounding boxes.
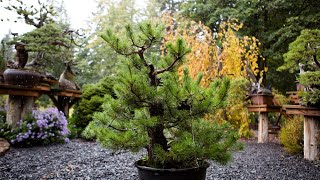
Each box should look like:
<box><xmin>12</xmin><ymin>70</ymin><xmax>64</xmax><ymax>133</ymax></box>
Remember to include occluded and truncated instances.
<box><xmin>93</xmin><ymin>22</ymin><xmax>242</xmax><ymax>168</ymax></box>
<box><xmin>5</xmin><ymin>0</ymin><xmax>80</xmax><ymax>77</ymax></box>
<box><xmin>9</xmin><ymin>23</ymin><xmax>73</xmax><ymax>74</ymax></box>
<box><xmin>278</xmin><ymin>29</ymin><xmax>320</xmax><ymax>106</ymax></box>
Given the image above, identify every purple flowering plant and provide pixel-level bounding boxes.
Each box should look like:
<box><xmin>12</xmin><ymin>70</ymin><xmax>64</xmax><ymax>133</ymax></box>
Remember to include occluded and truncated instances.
<box><xmin>8</xmin><ymin>108</ymin><xmax>70</xmax><ymax>146</ymax></box>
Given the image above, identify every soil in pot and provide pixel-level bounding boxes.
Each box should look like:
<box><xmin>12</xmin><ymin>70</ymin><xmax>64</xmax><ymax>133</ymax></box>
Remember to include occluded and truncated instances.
<box><xmin>134</xmin><ymin>160</ymin><xmax>210</xmax><ymax>180</ymax></box>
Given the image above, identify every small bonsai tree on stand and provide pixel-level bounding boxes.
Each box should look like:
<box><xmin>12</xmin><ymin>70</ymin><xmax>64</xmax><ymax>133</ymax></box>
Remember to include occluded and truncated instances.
<box><xmin>94</xmin><ymin>22</ymin><xmax>242</xmax><ymax>174</ymax></box>
<box><xmin>278</xmin><ymin>29</ymin><xmax>320</xmax><ymax>107</ymax></box>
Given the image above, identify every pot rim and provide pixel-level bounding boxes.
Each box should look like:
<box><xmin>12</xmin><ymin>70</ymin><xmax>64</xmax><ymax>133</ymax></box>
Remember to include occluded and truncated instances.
<box><xmin>134</xmin><ymin>160</ymin><xmax>210</xmax><ymax>172</ymax></box>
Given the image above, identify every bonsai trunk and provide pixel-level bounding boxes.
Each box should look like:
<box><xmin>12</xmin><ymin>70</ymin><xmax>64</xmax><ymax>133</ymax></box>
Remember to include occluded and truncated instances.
<box><xmin>146</xmin><ymin>72</ymin><xmax>169</xmax><ymax>163</ymax></box>
<box><xmin>147</xmin><ymin>125</ymin><xmax>168</xmax><ymax>163</ymax></box>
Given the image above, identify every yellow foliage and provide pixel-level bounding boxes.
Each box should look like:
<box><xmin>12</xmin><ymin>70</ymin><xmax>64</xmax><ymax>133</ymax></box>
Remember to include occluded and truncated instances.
<box><xmin>161</xmin><ymin>13</ymin><xmax>218</xmax><ymax>87</ymax></box>
<box><xmin>217</xmin><ymin>21</ymin><xmax>265</xmax><ymax>80</ymax></box>
<box><xmin>161</xmin><ymin>14</ymin><xmax>264</xmax><ymax>137</ymax></box>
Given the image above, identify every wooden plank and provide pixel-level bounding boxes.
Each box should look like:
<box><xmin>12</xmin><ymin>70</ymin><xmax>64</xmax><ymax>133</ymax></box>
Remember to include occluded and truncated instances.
<box><xmin>63</xmin><ymin>89</ymin><xmax>81</xmax><ymax>93</ymax></box>
<box><xmin>0</xmin><ymin>83</ymin><xmax>50</xmax><ymax>91</ymax></box>
<box><xmin>50</xmin><ymin>91</ymin><xmax>81</xmax><ymax>98</ymax></box>
<box><xmin>258</xmin><ymin>112</ymin><xmax>268</xmax><ymax>143</ymax></box>
<box><xmin>48</xmin><ymin>88</ymin><xmax>81</xmax><ymax>98</ymax></box>
<box><xmin>304</xmin><ymin>116</ymin><xmax>320</xmax><ymax>160</ymax></box>
<box><xmin>247</xmin><ymin>105</ymin><xmax>282</xmax><ymax>112</ymax></box>
<box><xmin>286</xmin><ymin>91</ymin><xmax>298</xmax><ymax>95</ymax></box>
<box><xmin>0</xmin><ymin>89</ymin><xmax>39</xmax><ymax>97</ymax></box>
<box><xmin>285</xmin><ymin>105</ymin><xmax>320</xmax><ymax>116</ymax></box>
<box><xmin>50</xmin><ymin>88</ymin><xmax>81</xmax><ymax>93</ymax></box>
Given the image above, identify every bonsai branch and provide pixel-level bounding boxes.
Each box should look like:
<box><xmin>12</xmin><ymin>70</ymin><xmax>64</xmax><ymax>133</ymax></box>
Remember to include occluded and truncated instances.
<box><xmin>48</xmin><ymin>41</ymin><xmax>70</xmax><ymax>48</ymax></box>
<box><xmin>312</xmin><ymin>54</ymin><xmax>320</xmax><ymax>69</ymax></box>
<box><xmin>129</xmin><ymin>84</ymin><xmax>150</xmax><ymax>104</ymax></box>
<box><xmin>155</xmin><ymin>53</ymin><xmax>187</xmax><ymax>75</ymax></box>
<box><xmin>109</xmin><ymin>124</ymin><xmax>128</xmax><ymax>132</ymax></box>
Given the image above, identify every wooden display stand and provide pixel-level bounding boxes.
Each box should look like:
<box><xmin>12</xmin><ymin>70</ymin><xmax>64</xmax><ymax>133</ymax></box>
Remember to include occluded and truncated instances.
<box><xmin>48</xmin><ymin>89</ymin><xmax>81</xmax><ymax>118</ymax></box>
<box><xmin>0</xmin><ymin>84</ymin><xmax>51</xmax><ymax>128</ymax></box>
<box><xmin>285</xmin><ymin>105</ymin><xmax>320</xmax><ymax>161</ymax></box>
<box><xmin>0</xmin><ymin>82</ymin><xmax>81</xmax><ymax>128</ymax></box>
<box><xmin>247</xmin><ymin>105</ymin><xmax>282</xmax><ymax>143</ymax></box>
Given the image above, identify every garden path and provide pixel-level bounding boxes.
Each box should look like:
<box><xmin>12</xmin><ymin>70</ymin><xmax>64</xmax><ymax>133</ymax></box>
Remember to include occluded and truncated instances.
<box><xmin>0</xmin><ymin>139</ymin><xmax>319</xmax><ymax>179</ymax></box>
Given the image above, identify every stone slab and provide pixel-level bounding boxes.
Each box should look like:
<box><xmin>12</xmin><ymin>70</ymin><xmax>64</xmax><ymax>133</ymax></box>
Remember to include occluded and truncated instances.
<box><xmin>0</xmin><ymin>138</ymin><xmax>10</xmax><ymax>156</ymax></box>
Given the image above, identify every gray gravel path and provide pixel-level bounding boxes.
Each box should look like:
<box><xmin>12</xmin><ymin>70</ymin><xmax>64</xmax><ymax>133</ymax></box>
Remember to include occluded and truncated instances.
<box><xmin>0</xmin><ymin>139</ymin><xmax>319</xmax><ymax>180</ymax></box>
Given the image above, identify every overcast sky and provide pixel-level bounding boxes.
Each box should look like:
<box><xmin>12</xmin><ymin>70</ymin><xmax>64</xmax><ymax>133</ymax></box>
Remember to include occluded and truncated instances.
<box><xmin>0</xmin><ymin>0</ymin><xmax>97</xmax><ymax>39</ymax></box>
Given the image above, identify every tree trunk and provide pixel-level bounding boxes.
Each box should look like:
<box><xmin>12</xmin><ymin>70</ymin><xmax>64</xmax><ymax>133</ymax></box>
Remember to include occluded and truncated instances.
<box><xmin>147</xmin><ymin>100</ymin><xmax>168</xmax><ymax>163</ymax></box>
<box><xmin>146</xmin><ymin>71</ymin><xmax>168</xmax><ymax>163</ymax></box>
<box><xmin>147</xmin><ymin>125</ymin><xmax>168</xmax><ymax>163</ymax></box>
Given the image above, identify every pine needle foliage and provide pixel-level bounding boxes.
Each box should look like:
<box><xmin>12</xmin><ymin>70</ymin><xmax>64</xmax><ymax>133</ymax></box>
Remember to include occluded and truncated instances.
<box><xmin>278</xmin><ymin>29</ymin><xmax>320</xmax><ymax>106</ymax></box>
<box><xmin>9</xmin><ymin>23</ymin><xmax>72</xmax><ymax>76</ymax></box>
<box><xmin>94</xmin><ymin>22</ymin><xmax>242</xmax><ymax>168</ymax></box>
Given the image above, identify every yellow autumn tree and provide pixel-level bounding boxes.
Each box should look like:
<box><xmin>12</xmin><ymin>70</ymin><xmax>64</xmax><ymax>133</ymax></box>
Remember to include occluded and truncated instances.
<box><xmin>162</xmin><ymin>14</ymin><xmax>265</xmax><ymax>137</ymax></box>
<box><xmin>217</xmin><ymin>21</ymin><xmax>267</xmax><ymax>81</ymax></box>
<box><xmin>161</xmin><ymin>13</ymin><xmax>219</xmax><ymax>87</ymax></box>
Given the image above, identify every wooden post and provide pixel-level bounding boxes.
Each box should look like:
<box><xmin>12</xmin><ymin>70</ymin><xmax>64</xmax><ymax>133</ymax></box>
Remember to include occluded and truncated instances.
<box><xmin>59</xmin><ymin>96</ymin><xmax>70</xmax><ymax>118</ymax></box>
<box><xmin>304</xmin><ymin>116</ymin><xmax>320</xmax><ymax>160</ymax></box>
<box><xmin>49</xmin><ymin>95</ymin><xmax>73</xmax><ymax>118</ymax></box>
<box><xmin>21</xmin><ymin>96</ymin><xmax>35</xmax><ymax>118</ymax></box>
<box><xmin>6</xmin><ymin>95</ymin><xmax>22</xmax><ymax>128</ymax></box>
<box><xmin>6</xmin><ymin>95</ymin><xmax>35</xmax><ymax>128</ymax></box>
<box><xmin>258</xmin><ymin>112</ymin><xmax>268</xmax><ymax>143</ymax></box>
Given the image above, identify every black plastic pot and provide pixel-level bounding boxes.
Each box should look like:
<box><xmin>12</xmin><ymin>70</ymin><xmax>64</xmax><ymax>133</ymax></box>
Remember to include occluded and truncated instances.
<box><xmin>135</xmin><ymin>160</ymin><xmax>210</xmax><ymax>180</ymax></box>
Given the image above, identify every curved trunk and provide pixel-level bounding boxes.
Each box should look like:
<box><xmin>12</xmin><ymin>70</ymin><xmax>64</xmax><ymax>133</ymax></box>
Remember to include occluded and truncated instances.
<box><xmin>146</xmin><ymin>71</ymin><xmax>168</xmax><ymax>163</ymax></box>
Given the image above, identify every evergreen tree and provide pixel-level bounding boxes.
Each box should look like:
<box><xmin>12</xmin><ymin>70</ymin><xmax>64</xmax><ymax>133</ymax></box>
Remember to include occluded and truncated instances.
<box><xmin>10</xmin><ymin>23</ymin><xmax>72</xmax><ymax>76</ymax></box>
<box><xmin>5</xmin><ymin>0</ymin><xmax>79</xmax><ymax>77</ymax></box>
<box><xmin>4</xmin><ymin>0</ymin><xmax>56</xmax><ymax>28</ymax></box>
<box><xmin>279</xmin><ymin>29</ymin><xmax>320</xmax><ymax>106</ymax></box>
<box><xmin>279</xmin><ymin>29</ymin><xmax>320</xmax><ymax>73</ymax></box>
<box><xmin>93</xmin><ymin>22</ymin><xmax>242</xmax><ymax>168</ymax></box>
<box><xmin>0</xmin><ymin>33</ymin><xmax>14</xmax><ymax>63</ymax></box>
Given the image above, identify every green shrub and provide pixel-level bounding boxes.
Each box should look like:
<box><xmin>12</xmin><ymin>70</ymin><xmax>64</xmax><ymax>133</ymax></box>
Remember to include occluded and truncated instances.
<box><xmin>81</xmin><ymin>120</ymin><xmax>104</xmax><ymax>140</ymax></box>
<box><xmin>0</xmin><ymin>111</ymin><xmax>10</xmax><ymax>139</ymax></box>
<box><xmin>279</xmin><ymin>116</ymin><xmax>304</xmax><ymax>154</ymax></box>
<box><xmin>273</xmin><ymin>89</ymin><xmax>290</xmax><ymax>105</ymax></box>
<box><xmin>69</xmin><ymin>76</ymin><xmax>116</xmax><ymax>137</ymax></box>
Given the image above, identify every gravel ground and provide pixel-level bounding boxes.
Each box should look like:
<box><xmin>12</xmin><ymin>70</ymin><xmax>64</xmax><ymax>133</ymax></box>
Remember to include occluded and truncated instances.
<box><xmin>1</xmin><ymin>139</ymin><xmax>319</xmax><ymax>180</ymax></box>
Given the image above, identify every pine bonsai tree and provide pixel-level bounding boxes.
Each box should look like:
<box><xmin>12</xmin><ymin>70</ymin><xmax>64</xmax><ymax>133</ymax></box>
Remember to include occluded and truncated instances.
<box><xmin>94</xmin><ymin>22</ymin><xmax>242</xmax><ymax>168</ymax></box>
<box><xmin>9</xmin><ymin>23</ymin><xmax>72</xmax><ymax>74</ymax></box>
<box><xmin>278</xmin><ymin>29</ymin><xmax>320</xmax><ymax>106</ymax></box>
